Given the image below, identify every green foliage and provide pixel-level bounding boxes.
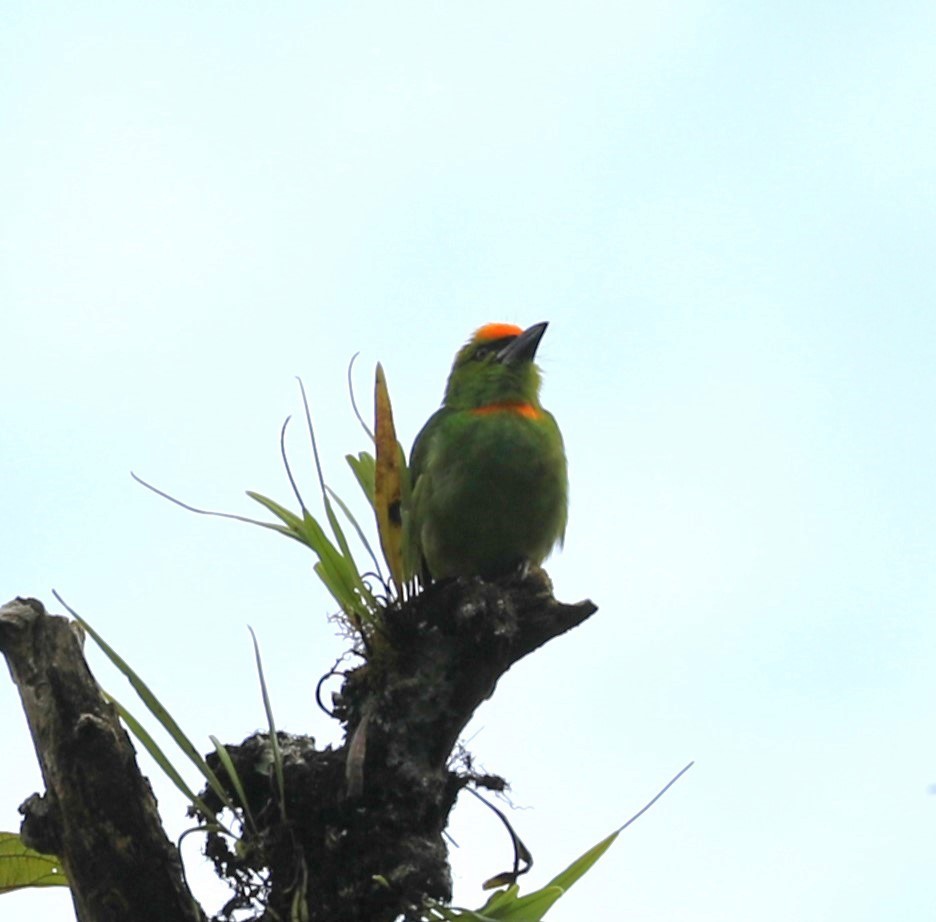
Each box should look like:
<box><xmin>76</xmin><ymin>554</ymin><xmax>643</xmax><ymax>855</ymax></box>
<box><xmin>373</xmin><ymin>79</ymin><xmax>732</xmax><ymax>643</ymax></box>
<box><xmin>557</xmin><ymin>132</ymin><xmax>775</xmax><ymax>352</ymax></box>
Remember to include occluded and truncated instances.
<box><xmin>35</xmin><ymin>596</ymin><xmax>302</xmax><ymax>913</ymax></box>
<box><xmin>109</xmin><ymin>694</ymin><xmax>224</xmax><ymax>823</ymax></box>
<box><xmin>423</xmin><ymin>762</ymin><xmax>694</xmax><ymax>921</ymax></box>
<box><xmin>248</xmin><ymin>627</ymin><xmax>287</xmax><ymax>822</ymax></box>
<box><xmin>132</xmin><ymin>373</ymin><xmax>404</xmax><ymax>638</ymax></box>
<box><xmin>54</xmin><ymin>593</ymin><xmax>238</xmax><ymax>831</ymax></box>
<box><xmin>246</xmin><ymin>486</ymin><xmax>380</xmax><ymax>631</ymax></box>
<box><xmin>0</xmin><ymin>833</ymin><xmax>68</xmax><ymax>894</ymax></box>
<box><xmin>12</xmin><ymin>374</ymin><xmax>691</xmax><ymax>920</ymax></box>
<box><xmin>346</xmin><ymin>451</ymin><xmax>376</xmax><ymax>505</ymax></box>
<box><xmin>209</xmin><ymin>736</ymin><xmax>257</xmax><ymax>835</ymax></box>
<box><xmin>51</xmin><ymin>593</ymin><xmax>297</xmax><ymax>843</ymax></box>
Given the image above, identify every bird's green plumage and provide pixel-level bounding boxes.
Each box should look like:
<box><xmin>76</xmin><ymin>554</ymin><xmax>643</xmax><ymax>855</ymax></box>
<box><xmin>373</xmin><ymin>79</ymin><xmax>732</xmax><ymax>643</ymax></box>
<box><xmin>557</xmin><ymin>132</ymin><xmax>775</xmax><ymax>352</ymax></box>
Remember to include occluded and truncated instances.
<box><xmin>407</xmin><ymin>322</ymin><xmax>568</xmax><ymax>581</ymax></box>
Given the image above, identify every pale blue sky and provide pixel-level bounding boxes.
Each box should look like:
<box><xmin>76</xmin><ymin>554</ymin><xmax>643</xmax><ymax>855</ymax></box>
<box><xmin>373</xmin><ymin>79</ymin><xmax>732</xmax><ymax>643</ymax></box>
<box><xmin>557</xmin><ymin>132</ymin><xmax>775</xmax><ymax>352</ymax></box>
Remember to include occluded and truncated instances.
<box><xmin>2</xmin><ymin>3</ymin><xmax>935</xmax><ymax>920</ymax></box>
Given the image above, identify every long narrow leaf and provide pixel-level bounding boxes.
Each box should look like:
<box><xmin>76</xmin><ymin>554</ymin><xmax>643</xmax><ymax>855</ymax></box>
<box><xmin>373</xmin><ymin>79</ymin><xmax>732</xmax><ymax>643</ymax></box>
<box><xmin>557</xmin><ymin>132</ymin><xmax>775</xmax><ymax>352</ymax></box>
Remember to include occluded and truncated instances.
<box><xmin>296</xmin><ymin>512</ymin><xmax>353</xmax><ymax>581</ymax></box>
<box><xmin>453</xmin><ymin>762</ymin><xmax>695</xmax><ymax>922</ymax></box>
<box><xmin>546</xmin><ymin>761</ymin><xmax>694</xmax><ymax>894</ymax></box>
<box><xmin>209</xmin><ymin>735</ymin><xmax>257</xmax><ymax>834</ymax></box>
<box><xmin>296</xmin><ymin>379</ymin><xmax>359</xmax><ymax>571</ymax></box>
<box><xmin>491</xmin><ymin>887</ymin><xmax>564</xmax><ymax>921</ymax></box>
<box><xmin>293</xmin><ymin>382</ymin><xmax>380</xmax><ymax>624</ymax></box>
<box><xmin>422</xmin><ymin>904</ymin><xmax>496</xmax><ymax>922</ymax></box>
<box><xmin>326</xmin><ymin>486</ymin><xmax>382</xmax><ymax>577</ymax></box>
<box><xmin>306</xmin><ymin>515</ymin><xmax>379</xmax><ymax>621</ymax></box>
<box><xmin>315</xmin><ymin>568</ymin><xmax>360</xmax><ymax>619</ymax></box>
<box><xmin>475</xmin><ymin>885</ymin><xmax>520</xmax><ymax>916</ymax></box>
<box><xmin>133</xmin><ymin>473</ymin><xmax>292</xmax><ymax>537</ymax></box>
<box><xmin>346</xmin><ymin>452</ymin><xmax>376</xmax><ymax>507</ymax></box>
<box><xmin>248</xmin><ymin>628</ymin><xmax>286</xmax><ymax>822</ymax></box>
<box><xmin>109</xmin><ymin>695</ymin><xmax>227</xmax><ymax>823</ymax></box>
<box><xmin>374</xmin><ymin>363</ymin><xmax>405</xmax><ymax>594</ymax></box>
<box><xmin>247</xmin><ymin>491</ymin><xmax>306</xmax><ymax>533</ymax></box>
<box><xmin>248</xmin><ymin>489</ymin><xmax>374</xmax><ymax>621</ymax></box>
<box><xmin>251</xmin><ymin>490</ymin><xmax>357</xmax><ymax>604</ymax></box>
<box><xmin>298</xmin><ymin>513</ymin><xmax>369</xmax><ymax>616</ymax></box>
<box><xmin>347</xmin><ymin>353</ymin><xmax>375</xmax><ymax>442</ymax></box>
<box><xmin>290</xmin><ymin>855</ymin><xmax>310</xmax><ymax>922</ymax></box>
<box><xmin>541</xmin><ymin>828</ymin><xmax>618</xmax><ymax>897</ymax></box>
<box><xmin>53</xmin><ymin>593</ymin><xmax>232</xmax><ymax>809</ymax></box>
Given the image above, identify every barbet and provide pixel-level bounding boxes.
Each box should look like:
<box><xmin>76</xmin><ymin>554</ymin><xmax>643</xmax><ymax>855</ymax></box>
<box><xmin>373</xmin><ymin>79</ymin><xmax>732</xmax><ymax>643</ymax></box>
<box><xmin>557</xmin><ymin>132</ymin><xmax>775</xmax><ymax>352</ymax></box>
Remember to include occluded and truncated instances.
<box><xmin>407</xmin><ymin>322</ymin><xmax>568</xmax><ymax>581</ymax></box>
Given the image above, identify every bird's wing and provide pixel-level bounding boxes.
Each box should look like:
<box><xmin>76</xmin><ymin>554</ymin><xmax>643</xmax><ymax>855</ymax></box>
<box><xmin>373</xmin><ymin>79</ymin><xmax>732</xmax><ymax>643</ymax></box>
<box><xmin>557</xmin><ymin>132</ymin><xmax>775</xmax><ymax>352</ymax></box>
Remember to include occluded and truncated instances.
<box><xmin>404</xmin><ymin>407</ymin><xmax>448</xmax><ymax>583</ymax></box>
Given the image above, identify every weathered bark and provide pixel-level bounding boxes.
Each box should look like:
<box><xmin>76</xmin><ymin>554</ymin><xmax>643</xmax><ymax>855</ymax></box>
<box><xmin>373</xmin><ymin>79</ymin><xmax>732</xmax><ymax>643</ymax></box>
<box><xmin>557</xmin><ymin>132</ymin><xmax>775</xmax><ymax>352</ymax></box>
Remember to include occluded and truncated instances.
<box><xmin>201</xmin><ymin>568</ymin><xmax>597</xmax><ymax>921</ymax></box>
<box><xmin>0</xmin><ymin>597</ymin><xmax>205</xmax><ymax>922</ymax></box>
<box><xmin>3</xmin><ymin>569</ymin><xmax>596</xmax><ymax>922</ymax></box>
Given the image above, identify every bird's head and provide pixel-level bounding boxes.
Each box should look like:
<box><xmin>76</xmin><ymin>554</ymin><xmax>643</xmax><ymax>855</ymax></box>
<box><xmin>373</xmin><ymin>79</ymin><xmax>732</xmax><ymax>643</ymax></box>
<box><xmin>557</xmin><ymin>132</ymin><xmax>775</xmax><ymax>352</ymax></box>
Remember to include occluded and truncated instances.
<box><xmin>443</xmin><ymin>321</ymin><xmax>549</xmax><ymax>410</ymax></box>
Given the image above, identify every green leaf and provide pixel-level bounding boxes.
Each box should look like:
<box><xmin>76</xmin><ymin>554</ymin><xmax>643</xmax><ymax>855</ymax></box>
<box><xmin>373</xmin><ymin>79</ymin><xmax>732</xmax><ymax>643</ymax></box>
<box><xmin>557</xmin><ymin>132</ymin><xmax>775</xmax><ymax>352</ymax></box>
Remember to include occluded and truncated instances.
<box><xmin>209</xmin><ymin>736</ymin><xmax>256</xmax><ymax>834</ymax></box>
<box><xmin>491</xmin><ymin>887</ymin><xmax>564</xmax><ymax>921</ymax></box>
<box><xmin>290</xmin><ymin>856</ymin><xmax>310</xmax><ymax>922</ymax></box>
<box><xmin>346</xmin><ymin>352</ymin><xmax>375</xmax><ymax>443</ymax></box>
<box><xmin>312</xmin><ymin>561</ymin><xmax>354</xmax><ymax>615</ymax></box>
<box><xmin>470</xmin><ymin>881</ymin><xmax>564</xmax><ymax>921</ymax></box>
<box><xmin>249</xmin><ymin>628</ymin><xmax>286</xmax><ymax>822</ymax></box>
<box><xmin>137</xmin><ymin>386</ymin><xmax>383</xmax><ymax>629</ymax></box>
<box><xmin>542</xmin><ymin>761</ymin><xmax>695</xmax><ymax>899</ymax></box>
<box><xmin>132</xmin><ymin>473</ymin><xmax>293</xmax><ymax>539</ymax></box>
<box><xmin>108</xmin><ymin>694</ymin><xmax>225</xmax><ymax>823</ymax></box>
<box><xmin>54</xmin><ymin>595</ymin><xmax>234</xmax><ymax>815</ymax></box>
<box><xmin>421</xmin><ymin>885</ymin><xmax>517</xmax><ymax>921</ymax></box>
<box><xmin>295</xmin><ymin>511</ymin><xmax>349</xmax><ymax>579</ymax></box>
<box><xmin>247</xmin><ymin>491</ymin><xmax>306</xmax><ymax>534</ymax></box>
<box><xmin>326</xmin><ymin>486</ymin><xmax>382</xmax><ymax>577</ymax></box>
<box><xmin>249</xmin><ymin>491</ymin><xmax>376</xmax><ymax>623</ymax></box>
<box><xmin>0</xmin><ymin>833</ymin><xmax>69</xmax><ymax>894</ymax></box>
<box><xmin>298</xmin><ymin>512</ymin><xmax>370</xmax><ymax>617</ymax></box>
<box><xmin>543</xmin><ymin>828</ymin><xmax>620</xmax><ymax>894</ymax></box>
<box><xmin>476</xmin><ymin>884</ymin><xmax>520</xmax><ymax>915</ymax></box>
<box><xmin>422</xmin><ymin>903</ymin><xmax>496</xmax><ymax>921</ymax></box>
<box><xmin>346</xmin><ymin>452</ymin><xmax>376</xmax><ymax>507</ymax></box>
<box><xmin>296</xmin><ymin>378</ymin><xmax>360</xmax><ymax>570</ymax></box>
<box><xmin>454</xmin><ymin>762</ymin><xmax>696</xmax><ymax>922</ymax></box>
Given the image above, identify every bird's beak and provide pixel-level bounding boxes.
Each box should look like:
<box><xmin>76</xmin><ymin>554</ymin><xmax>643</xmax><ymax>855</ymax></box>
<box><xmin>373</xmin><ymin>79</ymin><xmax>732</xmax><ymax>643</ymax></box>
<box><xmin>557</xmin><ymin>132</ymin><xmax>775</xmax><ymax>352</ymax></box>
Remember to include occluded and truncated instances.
<box><xmin>496</xmin><ymin>321</ymin><xmax>548</xmax><ymax>365</ymax></box>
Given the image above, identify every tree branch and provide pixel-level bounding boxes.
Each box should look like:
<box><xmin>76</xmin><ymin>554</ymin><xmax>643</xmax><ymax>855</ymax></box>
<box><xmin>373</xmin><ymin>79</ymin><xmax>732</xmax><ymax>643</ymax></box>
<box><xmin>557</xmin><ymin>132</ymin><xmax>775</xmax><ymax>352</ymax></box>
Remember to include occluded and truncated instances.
<box><xmin>0</xmin><ymin>597</ymin><xmax>205</xmax><ymax>922</ymax></box>
<box><xmin>3</xmin><ymin>568</ymin><xmax>597</xmax><ymax>922</ymax></box>
<box><xmin>203</xmin><ymin>568</ymin><xmax>597</xmax><ymax>921</ymax></box>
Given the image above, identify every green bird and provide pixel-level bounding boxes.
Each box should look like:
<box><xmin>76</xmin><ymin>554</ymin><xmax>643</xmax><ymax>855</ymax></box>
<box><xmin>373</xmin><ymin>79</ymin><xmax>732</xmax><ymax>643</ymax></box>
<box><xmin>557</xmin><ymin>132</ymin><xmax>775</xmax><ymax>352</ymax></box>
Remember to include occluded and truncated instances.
<box><xmin>407</xmin><ymin>321</ymin><xmax>568</xmax><ymax>582</ymax></box>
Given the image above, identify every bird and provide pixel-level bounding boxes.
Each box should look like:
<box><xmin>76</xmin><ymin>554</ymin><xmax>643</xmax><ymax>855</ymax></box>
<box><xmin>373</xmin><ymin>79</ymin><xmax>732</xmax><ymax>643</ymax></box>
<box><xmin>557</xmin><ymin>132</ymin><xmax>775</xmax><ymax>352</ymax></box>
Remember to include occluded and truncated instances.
<box><xmin>406</xmin><ymin>321</ymin><xmax>568</xmax><ymax>582</ymax></box>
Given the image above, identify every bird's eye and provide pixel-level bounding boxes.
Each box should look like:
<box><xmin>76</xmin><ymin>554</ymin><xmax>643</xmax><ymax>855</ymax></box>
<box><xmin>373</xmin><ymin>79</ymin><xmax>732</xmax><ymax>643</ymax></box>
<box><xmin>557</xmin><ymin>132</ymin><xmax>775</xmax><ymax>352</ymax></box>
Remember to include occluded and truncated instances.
<box><xmin>473</xmin><ymin>346</ymin><xmax>490</xmax><ymax>361</ymax></box>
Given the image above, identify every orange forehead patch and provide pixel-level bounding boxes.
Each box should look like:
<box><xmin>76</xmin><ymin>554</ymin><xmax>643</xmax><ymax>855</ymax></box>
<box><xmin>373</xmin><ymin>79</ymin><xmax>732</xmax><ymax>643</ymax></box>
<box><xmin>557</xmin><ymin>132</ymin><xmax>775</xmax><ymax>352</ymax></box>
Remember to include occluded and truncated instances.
<box><xmin>473</xmin><ymin>322</ymin><xmax>523</xmax><ymax>342</ymax></box>
<box><xmin>470</xmin><ymin>401</ymin><xmax>542</xmax><ymax>420</ymax></box>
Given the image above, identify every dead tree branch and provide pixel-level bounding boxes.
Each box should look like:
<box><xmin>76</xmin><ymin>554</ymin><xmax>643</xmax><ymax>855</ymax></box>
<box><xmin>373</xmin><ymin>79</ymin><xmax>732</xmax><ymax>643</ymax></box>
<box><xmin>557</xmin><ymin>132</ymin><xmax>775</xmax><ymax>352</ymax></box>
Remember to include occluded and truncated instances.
<box><xmin>3</xmin><ymin>567</ymin><xmax>596</xmax><ymax>922</ymax></box>
<box><xmin>0</xmin><ymin>597</ymin><xmax>205</xmax><ymax>922</ymax></box>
